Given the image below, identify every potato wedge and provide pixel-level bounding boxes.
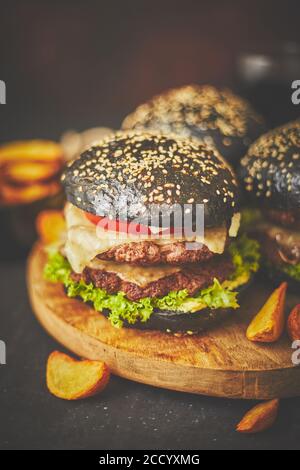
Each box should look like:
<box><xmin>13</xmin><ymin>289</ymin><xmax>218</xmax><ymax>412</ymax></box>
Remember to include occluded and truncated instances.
<box><xmin>1</xmin><ymin>181</ymin><xmax>60</xmax><ymax>205</ymax></box>
<box><xmin>246</xmin><ymin>283</ymin><xmax>287</xmax><ymax>343</ymax></box>
<box><xmin>4</xmin><ymin>161</ymin><xmax>61</xmax><ymax>185</ymax></box>
<box><xmin>47</xmin><ymin>351</ymin><xmax>110</xmax><ymax>400</ymax></box>
<box><xmin>0</xmin><ymin>140</ymin><xmax>63</xmax><ymax>163</ymax></box>
<box><xmin>236</xmin><ymin>399</ymin><xmax>279</xmax><ymax>434</ymax></box>
<box><xmin>36</xmin><ymin>210</ymin><xmax>66</xmax><ymax>245</ymax></box>
<box><xmin>287</xmin><ymin>305</ymin><xmax>300</xmax><ymax>341</ymax></box>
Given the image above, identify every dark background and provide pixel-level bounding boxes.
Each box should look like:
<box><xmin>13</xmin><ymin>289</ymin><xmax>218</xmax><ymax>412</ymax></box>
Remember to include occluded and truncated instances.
<box><xmin>1</xmin><ymin>0</ymin><xmax>300</xmax><ymax>142</ymax></box>
<box><xmin>1</xmin><ymin>0</ymin><xmax>300</xmax><ymax>450</ymax></box>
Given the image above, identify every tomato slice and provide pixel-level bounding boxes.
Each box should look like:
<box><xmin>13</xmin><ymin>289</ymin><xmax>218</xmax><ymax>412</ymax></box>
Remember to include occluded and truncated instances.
<box><xmin>84</xmin><ymin>211</ymin><xmax>182</xmax><ymax>236</ymax></box>
<box><xmin>85</xmin><ymin>212</ymin><xmax>151</xmax><ymax>234</ymax></box>
<box><xmin>85</xmin><ymin>212</ymin><xmax>103</xmax><ymax>225</ymax></box>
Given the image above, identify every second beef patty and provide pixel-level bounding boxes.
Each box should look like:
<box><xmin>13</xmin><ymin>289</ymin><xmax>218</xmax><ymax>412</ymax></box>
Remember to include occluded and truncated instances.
<box><xmin>71</xmin><ymin>255</ymin><xmax>234</xmax><ymax>301</ymax></box>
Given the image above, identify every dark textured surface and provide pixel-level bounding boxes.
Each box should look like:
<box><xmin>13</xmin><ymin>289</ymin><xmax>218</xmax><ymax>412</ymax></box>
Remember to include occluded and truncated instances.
<box><xmin>122</xmin><ymin>85</ymin><xmax>267</xmax><ymax>166</ymax></box>
<box><xmin>239</xmin><ymin>121</ymin><xmax>300</xmax><ymax>211</ymax></box>
<box><xmin>1</xmin><ymin>1</ymin><xmax>300</xmax><ymax>145</ymax></box>
<box><xmin>62</xmin><ymin>133</ymin><xmax>239</xmax><ymax>227</ymax></box>
<box><xmin>0</xmin><ymin>259</ymin><xmax>300</xmax><ymax>450</ymax></box>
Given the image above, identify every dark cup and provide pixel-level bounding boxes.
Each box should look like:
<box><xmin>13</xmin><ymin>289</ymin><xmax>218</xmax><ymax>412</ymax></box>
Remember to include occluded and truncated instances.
<box><xmin>236</xmin><ymin>42</ymin><xmax>300</xmax><ymax>127</ymax></box>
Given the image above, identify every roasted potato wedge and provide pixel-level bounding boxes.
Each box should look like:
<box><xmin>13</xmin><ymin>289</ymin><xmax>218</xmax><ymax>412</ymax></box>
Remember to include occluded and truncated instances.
<box><xmin>1</xmin><ymin>181</ymin><xmax>61</xmax><ymax>205</ymax></box>
<box><xmin>246</xmin><ymin>283</ymin><xmax>287</xmax><ymax>343</ymax></box>
<box><xmin>236</xmin><ymin>399</ymin><xmax>279</xmax><ymax>434</ymax></box>
<box><xmin>4</xmin><ymin>161</ymin><xmax>61</xmax><ymax>185</ymax></box>
<box><xmin>47</xmin><ymin>351</ymin><xmax>110</xmax><ymax>400</ymax></box>
<box><xmin>0</xmin><ymin>140</ymin><xmax>63</xmax><ymax>164</ymax></box>
<box><xmin>287</xmin><ymin>304</ymin><xmax>300</xmax><ymax>341</ymax></box>
<box><xmin>36</xmin><ymin>210</ymin><xmax>66</xmax><ymax>245</ymax></box>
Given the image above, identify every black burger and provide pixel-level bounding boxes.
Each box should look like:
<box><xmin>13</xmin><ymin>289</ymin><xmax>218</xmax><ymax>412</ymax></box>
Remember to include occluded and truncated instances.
<box><xmin>239</xmin><ymin>120</ymin><xmax>300</xmax><ymax>289</ymax></box>
<box><xmin>45</xmin><ymin>131</ymin><xmax>260</xmax><ymax>333</ymax></box>
<box><xmin>122</xmin><ymin>85</ymin><xmax>266</xmax><ymax>167</ymax></box>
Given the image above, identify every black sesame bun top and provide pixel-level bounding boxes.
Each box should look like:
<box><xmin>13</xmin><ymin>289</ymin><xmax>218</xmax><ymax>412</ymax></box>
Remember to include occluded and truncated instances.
<box><xmin>61</xmin><ymin>131</ymin><xmax>239</xmax><ymax>228</ymax></box>
<box><xmin>239</xmin><ymin>121</ymin><xmax>300</xmax><ymax>211</ymax></box>
<box><xmin>122</xmin><ymin>85</ymin><xmax>266</xmax><ymax>166</ymax></box>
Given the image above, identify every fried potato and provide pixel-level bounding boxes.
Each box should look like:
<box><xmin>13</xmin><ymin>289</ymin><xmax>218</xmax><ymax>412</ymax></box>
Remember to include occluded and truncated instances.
<box><xmin>36</xmin><ymin>210</ymin><xmax>66</xmax><ymax>245</ymax></box>
<box><xmin>4</xmin><ymin>161</ymin><xmax>61</xmax><ymax>185</ymax></box>
<box><xmin>236</xmin><ymin>399</ymin><xmax>279</xmax><ymax>434</ymax></box>
<box><xmin>1</xmin><ymin>181</ymin><xmax>60</xmax><ymax>205</ymax></box>
<box><xmin>246</xmin><ymin>283</ymin><xmax>287</xmax><ymax>343</ymax></box>
<box><xmin>46</xmin><ymin>351</ymin><xmax>110</xmax><ymax>400</ymax></box>
<box><xmin>287</xmin><ymin>304</ymin><xmax>300</xmax><ymax>341</ymax></box>
<box><xmin>0</xmin><ymin>140</ymin><xmax>63</xmax><ymax>164</ymax></box>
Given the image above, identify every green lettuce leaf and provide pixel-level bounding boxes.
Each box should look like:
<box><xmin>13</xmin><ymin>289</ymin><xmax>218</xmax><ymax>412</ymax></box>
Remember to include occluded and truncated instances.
<box><xmin>281</xmin><ymin>263</ymin><xmax>300</xmax><ymax>282</ymax></box>
<box><xmin>154</xmin><ymin>289</ymin><xmax>189</xmax><ymax>310</ymax></box>
<box><xmin>229</xmin><ymin>234</ymin><xmax>261</xmax><ymax>279</ymax></box>
<box><xmin>43</xmin><ymin>252</ymin><xmax>71</xmax><ymax>285</ymax></box>
<box><xmin>198</xmin><ymin>279</ymin><xmax>239</xmax><ymax>309</ymax></box>
<box><xmin>44</xmin><ymin>235</ymin><xmax>260</xmax><ymax>328</ymax></box>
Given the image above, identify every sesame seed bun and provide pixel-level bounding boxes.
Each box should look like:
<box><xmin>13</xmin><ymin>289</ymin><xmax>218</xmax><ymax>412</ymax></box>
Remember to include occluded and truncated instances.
<box><xmin>61</xmin><ymin>131</ymin><xmax>239</xmax><ymax>228</ymax></box>
<box><xmin>239</xmin><ymin>121</ymin><xmax>300</xmax><ymax>211</ymax></box>
<box><xmin>122</xmin><ymin>85</ymin><xmax>266</xmax><ymax>166</ymax></box>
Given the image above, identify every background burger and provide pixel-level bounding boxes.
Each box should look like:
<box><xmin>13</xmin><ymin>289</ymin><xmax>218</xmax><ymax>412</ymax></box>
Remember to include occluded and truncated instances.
<box><xmin>122</xmin><ymin>85</ymin><xmax>266</xmax><ymax>167</ymax></box>
<box><xmin>239</xmin><ymin>120</ymin><xmax>300</xmax><ymax>289</ymax></box>
<box><xmin>45</xmin><ymin>131</ymin><xmax>260</xmax><ymax>333</ymax></box>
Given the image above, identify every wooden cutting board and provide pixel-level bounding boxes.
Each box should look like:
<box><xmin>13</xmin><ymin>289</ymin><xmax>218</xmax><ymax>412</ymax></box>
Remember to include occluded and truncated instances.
<box><xmin>27</xmin><ymin>244</ymin><xmax>300</xmax><ymax>400</ymax></box>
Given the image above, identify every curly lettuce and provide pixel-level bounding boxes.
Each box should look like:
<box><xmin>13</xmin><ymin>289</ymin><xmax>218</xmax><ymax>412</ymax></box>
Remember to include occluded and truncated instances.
<box><xmin>280</xmin><ymin>263</ymin><xmax>300</xmax><ymax>282</ymax></box>
<box><xmin>44</xmin><ymin>235</ymin><xmax>260</xmax><ymax>328</ymax></box>
<box><xmin>229</xmin><ymin>234</ymin><xmax>261</xmax><ymax>279</ymax></box>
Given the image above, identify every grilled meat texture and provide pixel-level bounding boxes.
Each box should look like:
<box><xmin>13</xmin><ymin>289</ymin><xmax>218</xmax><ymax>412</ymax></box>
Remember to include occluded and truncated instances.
<box><xmin>71</xmin><ymin>255</ymin><xmax>234</xmax><ymax>301</ymax></box>
<box><xmin>97</xmin><ymin>241</ymin><xmax>217</xmax><ymax>266</ymax></box>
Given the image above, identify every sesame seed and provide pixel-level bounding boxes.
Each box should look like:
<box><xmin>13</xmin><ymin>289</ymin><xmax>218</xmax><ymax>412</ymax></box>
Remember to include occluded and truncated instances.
<box><xmin>64</xmin><ymin>130</ymin><xmax>238</xmax><ymax>220</ymax></box>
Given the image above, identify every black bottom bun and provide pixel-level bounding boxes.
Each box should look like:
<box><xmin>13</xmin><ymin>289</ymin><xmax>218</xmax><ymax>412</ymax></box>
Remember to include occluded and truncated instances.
<box><xmin>102</xmin><ymin>279</ymin><xmax>252</xmax><ymax>334</ymax></box>
<box><xmin>110</xmin><ymin>306</ymin><xmax>231</xmax><ymax>334</ymax></box>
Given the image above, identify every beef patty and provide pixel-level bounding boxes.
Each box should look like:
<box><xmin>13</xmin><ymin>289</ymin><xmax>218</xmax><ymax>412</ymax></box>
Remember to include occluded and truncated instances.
<box><xmin>71</xmin><ymin>255</ymin><xmax>234</xmax><ymax>301</ymax></box>
<box><xmin>97</xmin><ymin>241</ymin><xmax>217</xmax><ymax>266</ymax></box>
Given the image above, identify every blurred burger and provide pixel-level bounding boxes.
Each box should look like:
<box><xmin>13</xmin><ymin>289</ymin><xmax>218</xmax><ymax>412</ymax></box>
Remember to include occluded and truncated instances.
<box><xmin>45</xmin><ymin>131</ymin><xmax>260</xmax><ymax>333</ymax></box>
<box><xmin>239</xmin><ymin>120</ymin><xmax>300</xmax><ymax>288</ymax></box>
<box><xmin>122</xmin><ymin>85</ymin><xmax>266</xmax><ymax>166</ymax></box>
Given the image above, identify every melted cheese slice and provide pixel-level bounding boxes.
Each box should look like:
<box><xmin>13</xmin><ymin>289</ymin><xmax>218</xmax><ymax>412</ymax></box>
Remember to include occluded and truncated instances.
<box><xmin>64</xmin><ymin>203</ymin><xmax>239</xmax><ymax>273</ymax></box>
<box><xmin>88</xmin><ymin>258</ymin><xmax>180</xmax><ymax>287</ymax></box>
<box><xmin>229</xmin><ymin>213</ymin><xmax>241</xmax><ymax>238</ymax></box>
